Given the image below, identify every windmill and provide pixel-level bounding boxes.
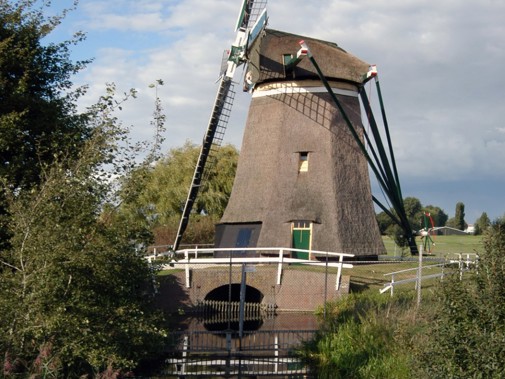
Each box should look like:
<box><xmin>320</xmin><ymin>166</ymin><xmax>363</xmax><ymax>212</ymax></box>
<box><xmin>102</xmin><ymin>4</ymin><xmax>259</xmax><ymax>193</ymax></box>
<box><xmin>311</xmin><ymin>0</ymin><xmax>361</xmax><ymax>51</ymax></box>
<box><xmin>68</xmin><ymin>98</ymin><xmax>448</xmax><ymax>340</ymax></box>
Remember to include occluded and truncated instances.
<box><xmin>175</xmin><ymin>1</ymin><xmax>417</xmax><ymax>257</ymax></box>
<box><xmin>215</xmin><ymin>30</ymin><xmax>387</xmax><ymax>258</ymax></box>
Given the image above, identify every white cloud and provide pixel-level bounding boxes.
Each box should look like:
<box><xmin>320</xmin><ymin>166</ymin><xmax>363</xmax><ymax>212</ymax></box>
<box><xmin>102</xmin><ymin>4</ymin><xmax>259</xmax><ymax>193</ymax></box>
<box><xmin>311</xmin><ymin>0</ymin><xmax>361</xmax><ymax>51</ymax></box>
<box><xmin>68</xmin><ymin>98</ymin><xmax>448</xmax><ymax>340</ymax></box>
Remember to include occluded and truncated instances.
<box><xmin>59</xmin><ymin>0</ymin><xmax>505</xmax><ymax>219</ymax></box>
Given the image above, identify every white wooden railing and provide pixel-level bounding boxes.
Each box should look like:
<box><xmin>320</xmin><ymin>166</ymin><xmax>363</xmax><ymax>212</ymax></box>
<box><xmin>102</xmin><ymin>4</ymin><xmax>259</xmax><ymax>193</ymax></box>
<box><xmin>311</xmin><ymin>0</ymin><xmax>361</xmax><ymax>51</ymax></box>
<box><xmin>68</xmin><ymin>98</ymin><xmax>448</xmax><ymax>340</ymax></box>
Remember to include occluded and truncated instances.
<box><xmin>380</xmin><ymin>253</ymin><xmax>479</xmax><ymax>296</ymax></box>
<box><xmin>145</xmin><ymin>246</ymin><xmax>354</xmax><ymax>290</ymax></box>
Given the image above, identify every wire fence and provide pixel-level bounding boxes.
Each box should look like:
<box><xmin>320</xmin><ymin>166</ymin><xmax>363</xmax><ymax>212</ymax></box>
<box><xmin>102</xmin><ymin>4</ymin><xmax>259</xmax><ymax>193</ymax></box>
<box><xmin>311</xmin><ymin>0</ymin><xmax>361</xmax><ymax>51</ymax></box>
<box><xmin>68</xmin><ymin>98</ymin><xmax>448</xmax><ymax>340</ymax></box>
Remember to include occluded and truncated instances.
<box><xmin>344</xmin><ymin>253</ymin><xmax>478</xmax><ymax>298</ymax></box>
<box><xmin>163</xmin><ymin>329</ymin><xmax>314</xmax><ymax>377</ymax></box>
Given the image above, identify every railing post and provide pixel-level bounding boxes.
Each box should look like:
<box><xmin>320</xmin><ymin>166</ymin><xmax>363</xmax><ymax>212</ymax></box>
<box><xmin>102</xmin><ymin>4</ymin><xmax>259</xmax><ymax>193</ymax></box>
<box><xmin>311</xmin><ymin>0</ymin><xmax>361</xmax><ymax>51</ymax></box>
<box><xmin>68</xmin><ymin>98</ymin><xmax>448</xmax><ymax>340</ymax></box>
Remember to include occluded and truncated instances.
<box><xmin>277</xmin><ymin>249</ymin><xmax>283</xmax><ymax>285</ymax></box>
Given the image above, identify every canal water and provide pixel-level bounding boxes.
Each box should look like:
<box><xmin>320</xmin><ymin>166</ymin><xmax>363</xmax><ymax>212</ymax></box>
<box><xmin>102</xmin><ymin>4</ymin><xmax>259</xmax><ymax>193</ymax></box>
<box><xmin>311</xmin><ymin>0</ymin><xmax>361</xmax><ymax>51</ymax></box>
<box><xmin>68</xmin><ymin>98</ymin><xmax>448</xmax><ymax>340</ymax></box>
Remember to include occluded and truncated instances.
<box><xmin>160</xmin><ymin>311</ymin><xmax>320</xmax><ymax>378</ymax></box>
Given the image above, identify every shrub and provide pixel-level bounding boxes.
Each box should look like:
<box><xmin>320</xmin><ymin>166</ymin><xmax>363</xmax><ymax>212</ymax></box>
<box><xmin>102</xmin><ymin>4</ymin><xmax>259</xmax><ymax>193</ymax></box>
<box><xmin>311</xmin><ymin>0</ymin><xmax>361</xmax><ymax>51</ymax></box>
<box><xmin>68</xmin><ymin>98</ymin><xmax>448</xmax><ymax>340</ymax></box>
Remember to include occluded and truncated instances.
<box><xmin>415</xmin><ymin>219</ymin><xmax>505</xmax><ymax>378</ymax></box>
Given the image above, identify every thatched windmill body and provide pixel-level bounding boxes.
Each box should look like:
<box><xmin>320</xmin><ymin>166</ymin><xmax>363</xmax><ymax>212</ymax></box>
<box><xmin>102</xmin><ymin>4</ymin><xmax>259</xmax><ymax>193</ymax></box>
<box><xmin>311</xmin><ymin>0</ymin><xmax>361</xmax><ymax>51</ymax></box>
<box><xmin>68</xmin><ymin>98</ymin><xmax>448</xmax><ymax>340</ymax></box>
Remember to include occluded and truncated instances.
<box><xmin>215</xmin><ymin>29</ymin><xmax>386</xmax><ymax>257</ymax></box>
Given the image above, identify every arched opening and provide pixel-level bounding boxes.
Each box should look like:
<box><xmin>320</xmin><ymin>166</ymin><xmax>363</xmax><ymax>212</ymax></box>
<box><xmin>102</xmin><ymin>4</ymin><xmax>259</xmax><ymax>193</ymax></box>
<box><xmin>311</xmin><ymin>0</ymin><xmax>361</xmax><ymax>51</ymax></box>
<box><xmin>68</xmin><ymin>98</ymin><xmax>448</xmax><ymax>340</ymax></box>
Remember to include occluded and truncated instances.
<box><xmin>202</xmin><ymin>284</ymin><xmax>264</xmax><ymax>333</ymax></box>
<box><xmin>205</xmin><ymin>284</ymin><xmax>263</xmax><ymax>303</ymax></box>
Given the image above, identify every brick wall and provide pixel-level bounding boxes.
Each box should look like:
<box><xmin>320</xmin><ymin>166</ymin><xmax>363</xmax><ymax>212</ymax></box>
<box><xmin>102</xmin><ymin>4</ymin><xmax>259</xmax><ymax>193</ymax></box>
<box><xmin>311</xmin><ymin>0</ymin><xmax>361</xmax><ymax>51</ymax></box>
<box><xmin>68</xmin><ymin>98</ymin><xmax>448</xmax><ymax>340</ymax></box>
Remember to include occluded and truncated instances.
<box><xmin>155</xmin><ymin>265</ymin><xmax>350</xmax><ymax>314</ymax></box>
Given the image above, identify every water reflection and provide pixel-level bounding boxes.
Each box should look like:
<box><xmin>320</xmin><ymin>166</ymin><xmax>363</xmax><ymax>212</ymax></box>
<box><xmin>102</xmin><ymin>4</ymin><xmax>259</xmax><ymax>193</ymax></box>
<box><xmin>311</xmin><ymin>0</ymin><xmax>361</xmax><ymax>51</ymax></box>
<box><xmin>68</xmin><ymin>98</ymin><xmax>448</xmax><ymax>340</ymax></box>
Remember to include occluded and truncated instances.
<box><xmin>173</xmin><ymin>312</ymin><xmax>319</xmax><ymax>333</ymax></box>
<box><xmin>204</xmin><ymin>319</ymin><xmax>263</xmax><ymax>334</ymax></box>
<box><xmin>163</xmin><ymin>312</ymin><xmax>318</xmax><ymax>378</ymax></box>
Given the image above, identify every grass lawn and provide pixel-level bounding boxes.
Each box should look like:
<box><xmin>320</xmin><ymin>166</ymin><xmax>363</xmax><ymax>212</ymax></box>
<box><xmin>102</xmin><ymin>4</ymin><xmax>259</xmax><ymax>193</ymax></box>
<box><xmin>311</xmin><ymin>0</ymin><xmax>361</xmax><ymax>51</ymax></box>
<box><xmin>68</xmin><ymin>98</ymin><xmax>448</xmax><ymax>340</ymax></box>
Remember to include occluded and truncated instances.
<box><xmin>382</xmin><ymin>234</ymin><xmax>483</xmax><ymax>257</ymax></box>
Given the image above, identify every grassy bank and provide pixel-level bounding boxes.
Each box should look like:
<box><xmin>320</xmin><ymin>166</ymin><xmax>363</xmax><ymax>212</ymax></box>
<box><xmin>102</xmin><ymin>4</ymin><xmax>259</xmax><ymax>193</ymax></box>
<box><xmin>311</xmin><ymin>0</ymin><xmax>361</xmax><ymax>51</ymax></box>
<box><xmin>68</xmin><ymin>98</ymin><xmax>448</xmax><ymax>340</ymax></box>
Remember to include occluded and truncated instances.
<box><xmin>345</xmin><ymin>235</ymin><xmax>484</xmax><ymax>292</ymax></box>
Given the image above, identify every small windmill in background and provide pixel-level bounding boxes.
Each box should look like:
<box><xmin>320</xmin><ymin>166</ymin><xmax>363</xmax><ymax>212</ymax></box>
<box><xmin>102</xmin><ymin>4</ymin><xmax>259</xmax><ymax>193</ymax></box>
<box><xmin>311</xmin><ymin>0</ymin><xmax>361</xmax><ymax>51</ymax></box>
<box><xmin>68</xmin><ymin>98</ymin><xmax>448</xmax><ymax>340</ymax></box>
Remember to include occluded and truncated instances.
<box><xmin>419</xmin><ymin>212</ymin><xmax>436</xmax><ymax>254</ymax></box>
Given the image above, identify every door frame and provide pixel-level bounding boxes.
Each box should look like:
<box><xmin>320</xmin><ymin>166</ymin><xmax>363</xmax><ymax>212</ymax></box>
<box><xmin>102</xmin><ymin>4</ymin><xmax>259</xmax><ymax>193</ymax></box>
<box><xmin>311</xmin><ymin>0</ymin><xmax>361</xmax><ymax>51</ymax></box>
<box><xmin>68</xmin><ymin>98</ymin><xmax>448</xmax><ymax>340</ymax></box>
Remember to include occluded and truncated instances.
<box><xmin>291</xmin><ymin>220</ymin><xmax>313</xmax><ymax>260</ymax></box>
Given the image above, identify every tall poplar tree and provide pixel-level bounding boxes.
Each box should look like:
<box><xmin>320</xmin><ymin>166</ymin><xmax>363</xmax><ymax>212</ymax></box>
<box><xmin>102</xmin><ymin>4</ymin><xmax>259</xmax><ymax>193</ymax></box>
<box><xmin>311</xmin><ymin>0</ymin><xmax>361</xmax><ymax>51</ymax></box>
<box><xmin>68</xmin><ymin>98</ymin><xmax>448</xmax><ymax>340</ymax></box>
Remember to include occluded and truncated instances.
<box><xmin>454</xmin><ymin>202</ymin><xmax>466</xmax><ymax>230</ymax></box>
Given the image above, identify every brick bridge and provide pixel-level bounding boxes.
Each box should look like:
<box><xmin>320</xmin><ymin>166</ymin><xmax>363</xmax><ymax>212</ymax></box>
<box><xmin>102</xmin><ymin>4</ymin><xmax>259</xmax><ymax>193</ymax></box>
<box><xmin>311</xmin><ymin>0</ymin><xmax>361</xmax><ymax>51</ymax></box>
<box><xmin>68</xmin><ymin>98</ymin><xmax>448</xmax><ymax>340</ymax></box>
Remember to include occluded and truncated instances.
<box><xmin>155</xmin><ymin>264</ymin><xmax>350</xmax><ymax>314</ymax></box>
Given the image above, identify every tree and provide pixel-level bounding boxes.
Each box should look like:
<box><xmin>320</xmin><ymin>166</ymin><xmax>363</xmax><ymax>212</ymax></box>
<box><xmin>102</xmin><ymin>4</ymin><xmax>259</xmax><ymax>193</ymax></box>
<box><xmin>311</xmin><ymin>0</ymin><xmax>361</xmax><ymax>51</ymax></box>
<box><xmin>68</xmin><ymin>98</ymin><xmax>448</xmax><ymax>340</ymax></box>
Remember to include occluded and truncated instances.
<box><xmin>0</xmin><ymin>0</ymin><xmax>90</xmax><ymax>248</ymax></box>
<box><xmin>118</xmin><ymin>142</ymin><xmax>239</xmax><ymax>245</ymax></box>
<box><xmin>376</xmin><ymin>211</ymin><xmax>394</xmax><ymax>235</ymax></box>
<box><xmin>424</xmin><ymin>205</ymin><xmax>448</xmax><ymax>227</ymax></box>
<box><xmin>0</xmin><ymin>2</ymin><xmax>167</xmax><ymax>375</ymax></box>
<box><xmin>417</xmin><ymin>219</ymin><xmax>505</xmax><ymax>378</ymax></box>
<box><xmin>0</xmin><ymin>0</ymin><xmax>90</xmax><ymax>188</ymax></box>
<box><xmin>377</xmin><ymin>197</ymin><xmax>448</xmax><ymax>253</ymax></box>
<box><xmin>385</xmin><ymin>223</ymin><xmax>410</xmax><ymax>256</ymax></box>
<box><xmin>403</xmin><ymin>197</ymin><xmax>423</xmax><ymax>232</ymax></box>
<box><xmin>454</xmin><ymin>202</ymin><xmax>466</xmax><ymax>230</ymax></box>
<box><xmin>378</xmin><ymin>196</ymin><xmax>422</xmax><ymax>238</ymax></box>
<box><xmin>447</xmin><ymin>202</ymin><xmax>466</xmax><ymax>230</ymax></box>
<box><xmin>0</xmin><ymin>86</ymin><xmax>167</xmax><ymax>378</ymax></box>
<box><xmin>474</xmin><ymin>211</ymin><xmax>490</xmax><ymax>235</ymax></box>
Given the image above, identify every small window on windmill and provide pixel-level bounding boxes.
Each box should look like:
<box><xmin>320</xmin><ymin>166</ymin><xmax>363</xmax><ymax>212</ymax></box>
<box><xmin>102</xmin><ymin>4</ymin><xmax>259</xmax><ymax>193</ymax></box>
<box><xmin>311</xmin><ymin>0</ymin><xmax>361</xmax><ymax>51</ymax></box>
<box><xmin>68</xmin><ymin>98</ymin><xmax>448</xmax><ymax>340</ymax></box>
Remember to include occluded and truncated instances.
<box><xmin>299</xmin><ymin>152</ymin><xmax>309</xmax><ymax>172</ymax></box>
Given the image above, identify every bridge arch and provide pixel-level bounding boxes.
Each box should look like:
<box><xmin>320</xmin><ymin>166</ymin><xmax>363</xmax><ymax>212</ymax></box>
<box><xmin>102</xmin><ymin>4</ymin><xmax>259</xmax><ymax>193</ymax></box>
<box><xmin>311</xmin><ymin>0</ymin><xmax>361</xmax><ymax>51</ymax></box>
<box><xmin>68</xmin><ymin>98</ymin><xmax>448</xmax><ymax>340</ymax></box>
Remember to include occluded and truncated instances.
<box><xmin>205</xmin><ymin>284</ymin><xmax>263</xmax><ymax>303</ymax></box>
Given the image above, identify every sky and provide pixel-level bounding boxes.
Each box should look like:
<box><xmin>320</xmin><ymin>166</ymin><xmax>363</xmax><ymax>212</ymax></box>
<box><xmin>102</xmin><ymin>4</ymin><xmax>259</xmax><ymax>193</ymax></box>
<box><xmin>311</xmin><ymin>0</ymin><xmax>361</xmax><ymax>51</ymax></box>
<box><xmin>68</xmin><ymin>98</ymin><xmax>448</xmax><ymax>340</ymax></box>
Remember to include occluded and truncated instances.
<box><xmin>43</xmin><ymin>0</ymin><xmax>505</xmax><ymax>222</ymax></box>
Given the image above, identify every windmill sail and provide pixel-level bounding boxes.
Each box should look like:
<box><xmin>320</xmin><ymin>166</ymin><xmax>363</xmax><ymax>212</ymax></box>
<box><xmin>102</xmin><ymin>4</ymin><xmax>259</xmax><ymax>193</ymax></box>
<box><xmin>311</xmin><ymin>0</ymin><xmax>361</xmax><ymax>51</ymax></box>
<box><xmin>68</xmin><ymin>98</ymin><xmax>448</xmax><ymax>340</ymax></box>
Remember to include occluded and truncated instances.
<box><xmin>235</xmin><ymin>0</ymin><xmax>267</xmax><ymax>31</ymax></box>
<box><xmin>295</xmin><ymin>41</ymin><xmax>418</xmax><ymax>255</ymax></box>
<box><xmin>172</xmin><ymin>0</ymin><xmax>267</xmax><ymax>251</ymax></box>
<box><xmin>173</xmin><ymin>78</ymin><xmax>235</xmax><ymax>251</ymax></box>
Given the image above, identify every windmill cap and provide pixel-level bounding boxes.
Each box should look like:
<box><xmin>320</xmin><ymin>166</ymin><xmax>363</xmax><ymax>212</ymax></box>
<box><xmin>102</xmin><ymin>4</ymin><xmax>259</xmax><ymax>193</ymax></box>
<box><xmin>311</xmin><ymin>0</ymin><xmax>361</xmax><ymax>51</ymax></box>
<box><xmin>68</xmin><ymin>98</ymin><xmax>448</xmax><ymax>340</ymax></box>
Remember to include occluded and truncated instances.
<box><xmin>251</xmin><ymin>29</ymin><xmax>370</xmax><ymax>85</ymax></box>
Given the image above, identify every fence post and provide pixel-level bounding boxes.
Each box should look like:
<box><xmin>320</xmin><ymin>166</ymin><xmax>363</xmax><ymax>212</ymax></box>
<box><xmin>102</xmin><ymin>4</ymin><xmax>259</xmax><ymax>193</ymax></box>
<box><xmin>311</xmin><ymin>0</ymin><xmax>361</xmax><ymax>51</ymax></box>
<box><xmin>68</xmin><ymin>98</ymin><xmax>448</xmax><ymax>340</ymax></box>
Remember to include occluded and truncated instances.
<box><xmin>185</xmin><ymin>250</ymin><xmax>190</xmax><ymax>288</ymax></box>
<box><xmin>417</xmin><ymin>245</ymin><xmax>423</xmax><ymax>307</ymax></box>
<box><xmin>324</xmin><ymin>252</ymin><xmax>329</xmax><ymax>320</ymax></box>
<box><xmin>390</xmin><ymin>274</ymin><xmax>395</xmax><ymax>297</ymax></box>
<box><xmin>274</xmin><ymin>334</ymin><xmax>279</xmax><ymax>373</ymax></box>
<box><xmin>179</xmin><ymin>335</ymin><xmax>188</xmax><ymax>375</ymax></box>
<box><xmin>459</xmin><ymin>253</ymin><xmax>463</xmax><ymax>280</ymax></box>
<box><xmin>335</xmin><ymin>254</ymin><xmax>343</xmax><ymax>290</ymax></box>
<box><xmin>239</xmin><ymin>264</ymin><xmax>246</xmax><ymax>340</ymax></box>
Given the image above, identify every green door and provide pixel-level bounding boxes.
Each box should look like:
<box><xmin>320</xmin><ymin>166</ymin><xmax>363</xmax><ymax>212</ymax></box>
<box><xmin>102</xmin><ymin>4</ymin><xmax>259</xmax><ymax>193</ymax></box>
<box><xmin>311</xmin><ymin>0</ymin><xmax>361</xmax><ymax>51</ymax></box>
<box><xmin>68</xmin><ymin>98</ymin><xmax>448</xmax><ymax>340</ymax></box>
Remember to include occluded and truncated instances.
<box><xmin>292</xmin><ymin>229</ymin><xmax>310</xmax><ymax>259</ymax></box>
